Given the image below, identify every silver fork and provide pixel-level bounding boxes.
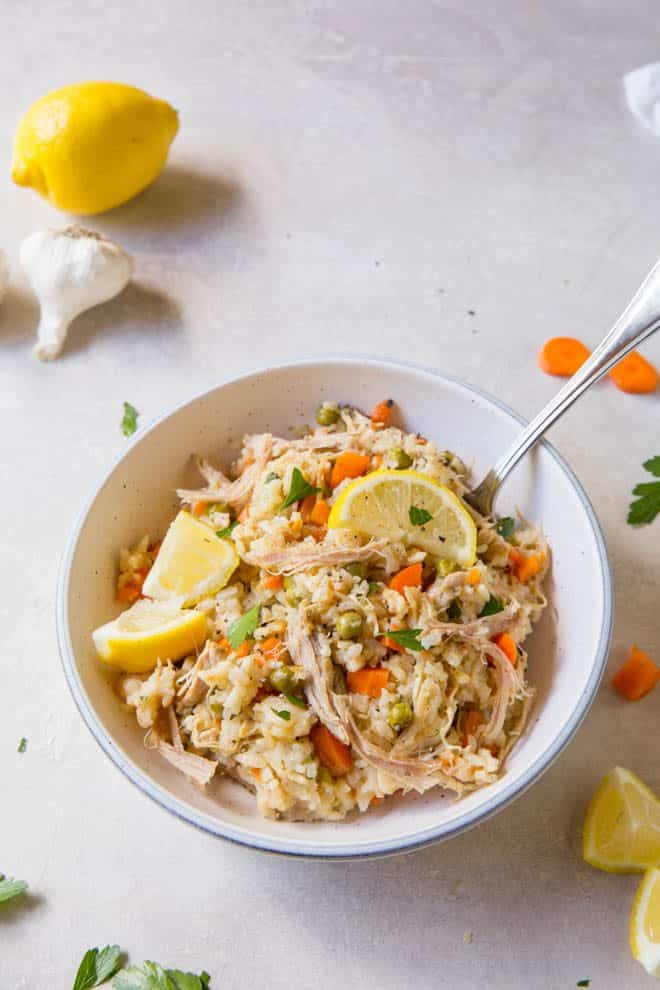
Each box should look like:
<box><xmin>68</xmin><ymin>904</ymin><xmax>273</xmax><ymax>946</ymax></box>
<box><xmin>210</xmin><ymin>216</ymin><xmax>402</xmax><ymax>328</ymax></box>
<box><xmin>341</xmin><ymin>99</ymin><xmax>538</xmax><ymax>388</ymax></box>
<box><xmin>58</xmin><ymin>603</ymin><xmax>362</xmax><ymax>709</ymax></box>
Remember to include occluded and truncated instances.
<box><xmin>465</xmin><ymin>260</ymin><xmax>660</xmax><ymax>517</ymax></box>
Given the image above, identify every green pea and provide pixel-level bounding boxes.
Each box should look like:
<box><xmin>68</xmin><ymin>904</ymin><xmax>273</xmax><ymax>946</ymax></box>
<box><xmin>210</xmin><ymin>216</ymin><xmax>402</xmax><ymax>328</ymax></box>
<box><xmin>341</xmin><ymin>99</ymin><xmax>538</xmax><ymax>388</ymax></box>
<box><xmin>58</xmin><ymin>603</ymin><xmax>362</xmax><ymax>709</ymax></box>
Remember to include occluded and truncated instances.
<box><xmin>316</xmin><ymin>402</ymin><xmax>340</xmax><ymax>426</ymax></box>
<box><xmin>391</xmin><ymin>447</ymin><xmax>412</xmax><ymax>470</ymax></box>
<box><xmin>269</xmin><ymin>666</ymin><xmax>297</xmax><ymax>694</ymax></box>
<box><xmin>336</xmin><ymin>611</ymin><xmax>363</xmax><ymax>640</ymax></box>
<box><xmin>346</xmin><ymin>562</ymin><xmax>368</xmax><ymax>579</ymax></box>
<box><xmin>437</xmin><ymin>558</ymin><xmax>458</xmax><ymax>579</ymax></box>
<box><xmin>388</xmin><ymin>699</ymin><xmax>413</xmax><ymax>732</ymax></box>
<box><xmin>284</xmin><ymin>575</ymin><xmax>301</xmax><ymax>606</ymax></box>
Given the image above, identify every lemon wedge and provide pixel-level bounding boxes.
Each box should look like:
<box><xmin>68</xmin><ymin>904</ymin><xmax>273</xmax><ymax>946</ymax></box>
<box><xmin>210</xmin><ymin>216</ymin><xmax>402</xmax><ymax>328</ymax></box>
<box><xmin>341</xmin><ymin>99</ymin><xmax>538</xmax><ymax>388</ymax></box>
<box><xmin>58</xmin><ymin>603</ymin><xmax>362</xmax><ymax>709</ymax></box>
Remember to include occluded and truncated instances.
<box><xmin>328</xmin><ymin>469</ymin><xmax>477</xmax><ymax>566</ymax></box>
<box><xmin>583</xmin><ymin>766</ymin><xmax>660</xmax><ymax>873</ymax></box>
<box><xmin>631</xmin><ymin>867</ymin><xmax>660</xmax><ymax>977</ymax></box>
<box><xmin>142</xmin><ymin>510</ymin><xmax>239</xmax><ymax>605</ymax></box>
<box><xmin>92</xmin><ymin>599</ymin><xmax>208</xmax><ymax>673</ymax></box>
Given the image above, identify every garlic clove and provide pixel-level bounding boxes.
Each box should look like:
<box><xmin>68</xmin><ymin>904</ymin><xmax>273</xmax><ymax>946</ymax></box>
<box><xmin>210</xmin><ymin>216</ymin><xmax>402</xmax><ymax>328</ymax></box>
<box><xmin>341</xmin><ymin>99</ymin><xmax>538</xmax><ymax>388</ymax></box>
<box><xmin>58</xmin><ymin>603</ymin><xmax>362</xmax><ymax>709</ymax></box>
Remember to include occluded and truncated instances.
<box><xmin>0</xmin><ymin>249</ymin><xmax>8</xmax><ymax>304</ymax></box>
<box><xmin>20</xmin><ymin>226</ymin><xmax>133</xmax><ymax>361</ymax></box>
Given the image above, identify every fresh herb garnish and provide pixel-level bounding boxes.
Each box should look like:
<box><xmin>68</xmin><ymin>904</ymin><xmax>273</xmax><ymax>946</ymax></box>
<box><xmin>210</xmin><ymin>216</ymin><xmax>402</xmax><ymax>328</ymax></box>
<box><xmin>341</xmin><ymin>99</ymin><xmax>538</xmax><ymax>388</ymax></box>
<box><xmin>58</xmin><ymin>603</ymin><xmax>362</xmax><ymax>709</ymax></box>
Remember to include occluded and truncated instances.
<box><xmin>409</xmin><ymin>506</ymin><xmax>432</xmax><ymax>527</ymax></box>
<box><xmin>227</xmin><ymin>605</ymin><xmax>260</xmax><ymax>651</ymax></box>
<box><xmin>216</xmin><ymin>522</ymin><xmax>237</xmax><ymax>540</ymax></box>
<box><xmin>284</xmin><ymin>692</ymin><xmax>306</xmax><ymax>708</ymax></box>
<box><xmin>265</xmin><ymin>471</ymin><xmax>279</xmax><ymax>483</ymax></box>
<box><xmin>628</xmin><ymin>456</ymin><xmax>660</xmax><ymax>525</ymax></box>
<box><xmin>120</xmin><ymin>401</ymin><xmax>139</xmax><ymax>438</ymax></box>
<box><xmin>17</xmin><ymin>737</ymin><xmax>27</xmax><ymax>753</ymax></box>
<box><xmin>0</xmin><ymin>875</ymin><xmax>27</xmax><ymax>903</ymax></box>
<box><xmin>479</xmin><ymin>596</ymin><xmax>504</xmax><ymax>618</ymax></box>
<box><xmin>495</xmin><ymin>516</ymin><xmax>515</xmax><ymax>540</ymax></box>
<box><xmin>386</xmin><ymin>628</ymin><xmax>424</xmax><ymax>651</ymax></box>
<box><xmin>73</xmin><ymin>945</ymin><xmax>122</xmax><ymax>990</ymax></box>
<box><xmin>576</xmin><ymin>982</ymin><xmax>590</xmax><ymax>988</ymax></box>
<box><xmin>113</xmin><ymin>961</ymin><xmax>210</xmax><ymax>990</ymax></box>
<box><xmin>447</xmin><ymin>600</ymin><xmax>462</xmax><ymax>621</ymax></box>
<box><xmin>275</xmin><ymin>709</ymin><xmax>291</xmax><ymax>721</ymax></box>
<box><xmin>280</xmin><ymin>467</ymin><xmax>321</xmax><ymax>510</ymax></box>
<box><xmin>367</xmin><ymin>581</ymin><xmax>380</xmax><ymax>596</ymax></box>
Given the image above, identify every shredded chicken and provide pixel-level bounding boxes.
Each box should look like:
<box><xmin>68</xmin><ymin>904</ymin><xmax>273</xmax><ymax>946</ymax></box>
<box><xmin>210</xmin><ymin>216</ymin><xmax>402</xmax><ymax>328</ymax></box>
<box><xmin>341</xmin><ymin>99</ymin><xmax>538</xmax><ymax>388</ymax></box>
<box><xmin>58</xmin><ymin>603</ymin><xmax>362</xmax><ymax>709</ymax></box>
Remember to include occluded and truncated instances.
<box><xmin>147</xmin><ymin>729</ymin><xmax>218</xmax><ymax>788</ymax></box>
<box><xmin>246</xmin><ymin>537</ymin><xmax>388</xmax><ymax>575</ymax></box>
<box><xmin>286</xmin><ymin>608</ymin><xmax>349</xmax><ymax>744</ymax></box>
<box><xmin>177</xmin><ymin>434</ymin><xmax>273</xmax><ymax>510</ymax></box>
<box><xmin>176</xmin><ymin>640</ymin><xmax>220</xmax><ymax>709</ymax></box>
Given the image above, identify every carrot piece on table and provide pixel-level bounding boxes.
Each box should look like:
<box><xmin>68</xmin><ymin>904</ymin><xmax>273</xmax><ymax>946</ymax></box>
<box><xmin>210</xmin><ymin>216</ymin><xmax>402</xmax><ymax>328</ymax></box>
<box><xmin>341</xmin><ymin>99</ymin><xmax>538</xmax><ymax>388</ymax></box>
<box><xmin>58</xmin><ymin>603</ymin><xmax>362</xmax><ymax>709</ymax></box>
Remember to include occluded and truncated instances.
<box><xmin>538</xmin><ymin>337</ymin><xmax>591</xmax><ymax>377</ymax></box>
<box><xmin>370</xmin><ymin>399</ymin><xmax>394</xmax><ymax>426</ymax></box>
<box><xmin>192</xmin><ymin>501</ymin><xmax>207</xmax><ymax>517</ymax></box>
<box><xmin>347</xmin><ymin>667</ymin><xmax>390</xmax><ymax>698</ymax></box>
<box><xmin>310</xmin><ymin>724</ymin><xmax>352</xmax><ymax>776</ymax></box>
<box><xmin>264</xmin><ymin>574</ymin><xmax>284</xmax><ymax>591</ymax></box>
<box><xmin>310</xmin><ymin>498</ymin><xmax>330</xmax><ymax>526</ymax></box>
<box><xmin>609</xmin><ymin>351</ymin><xmax>659</xmax><ymax>394</ymax></box>
<box><xmin>389</xmin><ymin>563</ymin><xmax>423</xmax><ymax>594</ymax></box>
<box><xmin>330</xmin><ymin>451</ymin><xmax>371</xmax><ymax>488</ymax></box>
<box><xmin>466</xmin><ymin>567</ymin><xmax>481</xmax><ymax>586</ymax></box>
<box><xmin>612</xmin><ymin>644</ymin><xmax>659</xmax><ymax>700</ymax></box>
<box><xmin>515</xmin><ymin>553</ymin><xmax>543</xmax><ymax>583</ymax></box>
<box><xmin>491</xmin><ymin>631</ymin><xmax>517</xmax><ymax>665</ymax></box>
<box><xmin>461</xmin><ymin>709</ymin><xmax>484</xmax><ymax>745</ymax></box>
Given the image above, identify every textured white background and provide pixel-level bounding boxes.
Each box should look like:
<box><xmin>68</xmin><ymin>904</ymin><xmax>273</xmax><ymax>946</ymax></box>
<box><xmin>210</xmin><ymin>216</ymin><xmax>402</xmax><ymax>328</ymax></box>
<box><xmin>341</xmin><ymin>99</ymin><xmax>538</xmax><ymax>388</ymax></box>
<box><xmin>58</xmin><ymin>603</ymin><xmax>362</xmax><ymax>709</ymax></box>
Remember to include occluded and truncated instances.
<box><xmin>1</xmin><ymin>2</ymin><xmax>659</xmax><ymax>987</ymax></box>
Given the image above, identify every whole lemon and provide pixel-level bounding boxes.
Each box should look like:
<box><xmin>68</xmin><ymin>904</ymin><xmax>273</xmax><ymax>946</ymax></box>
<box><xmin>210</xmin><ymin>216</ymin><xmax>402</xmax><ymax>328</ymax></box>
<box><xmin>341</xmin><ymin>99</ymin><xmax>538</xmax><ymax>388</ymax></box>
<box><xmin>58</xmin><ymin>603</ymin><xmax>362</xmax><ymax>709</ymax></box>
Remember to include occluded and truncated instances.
<box><xmin>12</xmin><ymin>81</ymin><xmax>179</xmax><ymax>215</ymax></box>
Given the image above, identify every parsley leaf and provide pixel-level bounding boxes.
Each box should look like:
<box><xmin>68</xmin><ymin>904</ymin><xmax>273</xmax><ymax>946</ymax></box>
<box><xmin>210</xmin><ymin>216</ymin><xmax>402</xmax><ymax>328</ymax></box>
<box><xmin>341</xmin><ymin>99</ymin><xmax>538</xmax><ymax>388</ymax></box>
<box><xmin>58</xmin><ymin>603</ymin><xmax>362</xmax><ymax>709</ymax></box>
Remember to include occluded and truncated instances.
<box><xmin>479</xmin><ymin>596</ymin><xmax>504</xmax><ymax>617</ymax></box>
<box><xmin>227</xmin><ymin>605</ymin><xmax>260</xmax><ymax>650</ymax></box>
<box><xmin>495</xmin><ymin>516</ymin><xmax>515</xmax><ymax>540</ymax></box>
<box><xmin>113</xmin><ymin>962</ymin><xmax>209</xmax><ymax>990</ymax></box>
<box><xmin>447</xmin><ymin>600</ymin><xmax>462</xmax><ymax>621</ymax></box>
<box><xmin>576</xmin><ymin>982</ymin><xmax>590</xmax><ymax>988</ymax></box>
<box><xmin>17</xmin><ymin>737</ymin><xmax>27</xmax><ymax>753</ymax></box>
<box><xmin>275</xmin><ymin>709</ymin><xmax>291</xmax><ymax>721</ymax></box>
<box><xmin>386</xmin><ymin>628</ymin><xmax>424</xmax><ymax>651</ymax></box>
<box><xmin>627</xmin><ymin>456</ymin><xmax>660</xmax><ymax>525</ymax></box>
<box><xmin>120</xmin><ymin>402</ymin><xmax>139</xmax><ymax>438</ymax></box>
<box><xmin>409</xmin><ymin>506</ymin><xmax>432</xmax><ymax>527</ymax></box>
<box><xmin>73</xmin><ymin>945</ymin><xmax>122</xmax><ymax>990</ymax></box>
<box><xmin>284</xmin><ymin>692</ymin><xmax>306</xmax><ymax>708</ymax></box>
<box><xmin>0</xmin><ymin>876</ymin><xmax>27</xmax><ymax>903</ymax></box>
<box><xmin>280</xmin><ymin>467</ymin><xmax>321</xmax><ymax>509</ymax></box>
<box><xmin>215</xmin><ymin>522</ymin><xmax>237</xmax><ymax>540</ymax></box>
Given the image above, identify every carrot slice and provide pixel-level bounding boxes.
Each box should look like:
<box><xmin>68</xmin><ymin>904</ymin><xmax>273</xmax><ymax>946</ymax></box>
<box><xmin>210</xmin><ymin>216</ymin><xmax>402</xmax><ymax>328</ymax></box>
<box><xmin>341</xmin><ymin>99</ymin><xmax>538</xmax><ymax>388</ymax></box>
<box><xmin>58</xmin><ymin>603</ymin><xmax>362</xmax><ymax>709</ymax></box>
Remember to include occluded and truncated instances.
<box><xmin>609</xmin><ymin>351</ymin><xmax>659</xmax><ymax>394</ymax></box>
<box><xmin>538</xmin><ymin>337</ymin><xmax>591</xmax><ymax>377</ymax></box>
<box><xmin>389</xmin><ymin>563</ymin><xmax>423</xmax><ymax>594</ymax></box>
<box><xmin>330</xmin><ymin>451</ymin><xmax>371</xmax><ymax>488</ymax></box>
<box><xmin>462</xmin><ymin>709</ymin><xmax>484</xmax><ymax>746</ymax></box>
<box><xmin>310</xmin><ymin>498</ymin><xmax>330</xmax><ymax>526</ymax></box>
<box><xmin>310</xmin><ymin>724</ymin><xmax>352</xmax><ymax>776</ymax></box>
<box><xmin>370</xmin><ymin>399</ymin><xmax>394</xmax><ymax>426</ymax></box>
<box><xmin>491</xmin><ymin>631</ymin><xmax>517</xmax><ymax>665</ymax></box>
<box><xmin>612</xmin><ymin>644</ymin><xmax>659</xmax><ymax>700</ymax></box>
<box><xmin>347</xmin><ymin>667</ymin><xmax>390</xmax><ymax>698</ymax></box>
<box><xmin>264</xmin><ymin>574</ymin><xmax>284</xmax><ymax>591</ymax></box>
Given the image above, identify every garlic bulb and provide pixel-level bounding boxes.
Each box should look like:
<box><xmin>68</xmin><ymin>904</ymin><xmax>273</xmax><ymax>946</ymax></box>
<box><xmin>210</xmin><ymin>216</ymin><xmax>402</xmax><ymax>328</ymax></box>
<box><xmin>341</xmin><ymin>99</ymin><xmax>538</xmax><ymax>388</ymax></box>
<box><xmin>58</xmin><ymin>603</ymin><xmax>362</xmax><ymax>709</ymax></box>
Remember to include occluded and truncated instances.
<box><xmin>20</xmin><ymin>226</ymin><xmax>133</xmax><ymax>361</ymax></box>
<box><xmin>0</xmin><ymin>249</ymin><xmax>8</xmax><ymax>304</ymax></box>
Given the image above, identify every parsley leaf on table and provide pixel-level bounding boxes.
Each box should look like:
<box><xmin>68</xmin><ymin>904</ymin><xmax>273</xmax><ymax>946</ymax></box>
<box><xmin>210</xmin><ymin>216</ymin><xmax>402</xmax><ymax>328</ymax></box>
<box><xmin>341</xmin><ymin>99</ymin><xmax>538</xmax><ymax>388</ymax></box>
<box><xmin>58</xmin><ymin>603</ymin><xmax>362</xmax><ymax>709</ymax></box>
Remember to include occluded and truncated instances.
<box><xmin>0</xmin><ymin>875</ymin><xmax>27</xmax><ymax>904</ymax></box>
<box><xmin>113</xmin><ymin>962</ymin><xmax>210</xmax><ymax>990</ymax></box>
<box><xmin>495</xmin><ymin>516</ymin><xmax>515</xmax><ymax>540</ymax></box>
<box><xmin>385</xmin><ymin>628</ymin><xmax>424</xmax><ymax>652</ymax></box>
<box><xmin>73</xmin><ymin>945</ymin><xmax>121</xmax><ymax>990</ymax></box>
<box><xmin>120</xmin><ymin>401</ymin><xmax>139</xmax><ymax>438</ymax></box>
<box><xmin>227</xmin><ymin>605</ymin><xmax>260</xmax><ymax>650</ymax></box>
<box><xmin>628</xmin><ymin>456</ymin><xmax>660</xmax><ymax>526</ymax></box>
<box><xmin>576</xmin><ymin>981</ymin><xmax>590</xmax><ymax>988</ymax></box>
<box><xmin>280</xmin><ymin>467</ymin><xmax>321</xmax><ymax>509</ymax></box>
<box><xmin>17</xmin><ymin>737</ymin><xmax>27</xmax><ymax>753</ymax></box>
<box><xmin>409</xmin><ymin>506</ymin><xmax>432</xmax><ymax>527</ymax></box>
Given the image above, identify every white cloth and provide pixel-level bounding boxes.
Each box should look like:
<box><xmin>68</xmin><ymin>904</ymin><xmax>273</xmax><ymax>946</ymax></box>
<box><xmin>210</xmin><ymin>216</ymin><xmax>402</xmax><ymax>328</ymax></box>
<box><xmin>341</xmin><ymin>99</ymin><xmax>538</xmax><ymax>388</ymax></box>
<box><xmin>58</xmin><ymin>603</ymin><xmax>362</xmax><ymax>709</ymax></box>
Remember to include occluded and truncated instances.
<box><xmin>624</xmin><ymin>62</ymin><xmax>660</xmax><ymax>136</ymax></box>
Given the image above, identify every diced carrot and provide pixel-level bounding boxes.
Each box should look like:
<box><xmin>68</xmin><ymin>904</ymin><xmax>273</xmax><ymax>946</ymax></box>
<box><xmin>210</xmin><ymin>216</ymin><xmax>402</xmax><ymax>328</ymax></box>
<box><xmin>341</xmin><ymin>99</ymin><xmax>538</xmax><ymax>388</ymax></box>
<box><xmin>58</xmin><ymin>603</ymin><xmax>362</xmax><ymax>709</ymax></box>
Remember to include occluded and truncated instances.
<box><xmin>346</xmin><ymin>667</ymin><xmax>390</xmax><ymax>698</ymax></box>
<box><xmin>612</xmin><ymin>644</ymin><xmax>660</xmax><ymax>700</ymax></box>
<box><xmin>310</xmin><ymin>499</ymin><xmax>330</xmax><ymax>526</ymax></box>
<box><xmin>609</xmin><ymin>351</ymin><xmax>659</xmax><ymax>394</ymax></box>
<box><xmin>238</xmin><ymin>505</ymin><xmax>250</xmax><ymax>523</ymax></box>
<box><xmin>370</xmin><ymin>796</ymin><xmax>383</xmax><ymax>806</ymax></box>
<box><xmin>538</xmin><ymin>337</ymin><xmax>591</xmax><ymax>377</ymax></box>
<box><xmin>492</xmin><ymin>632</ymin><xmax>517</xmax><ymax>665</ymax></box>
<box><xmin>466</xmin><ymin>567</ymin><xmax>481</xmax><ymax>586</ymax></box>
<box><xmin>300</xmin><ymin>494</ymin><xmax>317</xmax><ymax>522</ymax></box>
<box><xmin>192</xmin><ymin>501</ymin><xmax>207</xmax><ymax>517</ymax></box>
<box><xmin>260</xmin><ymin>635</ymin><xmax>283</xmax><ymax>657</ymax></box>
<box><xmin>232</xmin><ymin>639</ymin><xmax>253</xmax><ymax>659</ymax></box>
<box><xmin>310</xmin><ymin>724</ymin><xmax>352</xmax><ymax>777</ymax></box>
<box><xmin>389</xmin><ymin>563</ymin><xmax>423</xmax><ymax>594</ymax></box>
<box><xmin>249</xmin><ymin>767</ymin><xmax>262</xmax><ymax>780</ymax></box>
<box><xmin>461</xmin><ymin>709</ymin><xmax>484</xmax><ymax>746</ymax></box>
<box><xmin>515</xmin><ymin>553</ymin><xmax>543</xmax><ymax>583</ymax></box>
<box><xmin>330</xmin><ymin>451</ymin><xmax>371</xmax><ymax>488</ymax></box>
<box><xmin>381</xmin><ymin>635</ymin><xmax>405</xmax><ymax>654</ymax></box>
<box><xmin>508</xmin><ymin>547</ymin><xmax>523</xmax><ymax>567</ymax></box>
<box><xmin>217</xmin><ymin>637</ymin><xmax>231</xmax><ymax>651</ymax></box>
<box><xmin>117</xmin><ymin>567</ymin><xmax>149</xmax><ymax>604</ymax></box>
<box><xmin>264</xmin><ymin>574</ymin><xmax>284</xmax><ymax>591</ymax></box>
<box><xmin>370</xmin><ymin>399</ymin><xmax>394</xmax><ymax>426</ymax></box>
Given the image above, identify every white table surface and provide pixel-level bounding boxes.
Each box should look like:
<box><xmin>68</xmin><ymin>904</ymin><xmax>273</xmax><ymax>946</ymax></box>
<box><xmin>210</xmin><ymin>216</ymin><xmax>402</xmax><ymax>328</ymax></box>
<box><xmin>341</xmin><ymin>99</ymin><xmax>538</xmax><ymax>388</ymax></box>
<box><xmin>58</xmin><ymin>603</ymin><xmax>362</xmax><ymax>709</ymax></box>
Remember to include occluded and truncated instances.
<box><xmin>2</xmin><ymin>2</ymin><xmax>659</xmax><ymax>987</ymax></box>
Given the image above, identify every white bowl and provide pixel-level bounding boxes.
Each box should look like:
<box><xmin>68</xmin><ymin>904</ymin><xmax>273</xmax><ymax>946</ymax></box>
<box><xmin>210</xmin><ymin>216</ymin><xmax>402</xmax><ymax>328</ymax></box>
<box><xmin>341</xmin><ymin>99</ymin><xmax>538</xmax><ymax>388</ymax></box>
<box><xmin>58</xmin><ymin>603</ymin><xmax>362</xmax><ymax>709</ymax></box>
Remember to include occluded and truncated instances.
<box><xmin>57</xmin><ymin>358</ymin><xmax>612</xmax><ymax>859</ymax></box>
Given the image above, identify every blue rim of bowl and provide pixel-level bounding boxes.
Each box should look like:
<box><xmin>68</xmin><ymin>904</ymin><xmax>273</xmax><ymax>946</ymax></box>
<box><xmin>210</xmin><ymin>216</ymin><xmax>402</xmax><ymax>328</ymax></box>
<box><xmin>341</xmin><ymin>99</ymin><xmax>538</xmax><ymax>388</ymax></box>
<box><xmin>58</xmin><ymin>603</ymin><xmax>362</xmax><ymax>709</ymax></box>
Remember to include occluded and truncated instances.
<box><xmin>57</xmin><ymin>357</ymin><xmax>613</xmax><ymax>860</ymax></box>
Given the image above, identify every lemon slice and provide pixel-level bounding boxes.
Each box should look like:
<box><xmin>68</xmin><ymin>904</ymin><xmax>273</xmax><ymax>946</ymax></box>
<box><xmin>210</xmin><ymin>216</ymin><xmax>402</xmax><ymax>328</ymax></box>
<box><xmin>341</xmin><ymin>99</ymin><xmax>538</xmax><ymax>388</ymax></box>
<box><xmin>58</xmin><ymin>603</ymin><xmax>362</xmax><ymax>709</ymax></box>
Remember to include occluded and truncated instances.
<box><xmin>142</xmin><ymin>510</ymin><xmax>239</xmax><ymax>604</ymax></box>
<box><xmin>328</xmin><ymin>469</ymin><xmax>477</xmax><ymax>565</ymax></box>
<box><xmin>631</xmin><ymin>867</ymin><xmax>660</xmax><ymax>977</ymax></box>
<box><xmin>92</xmin><ymin>599</ymin><xmax>208</xmax><ymax>673</ymax></box>
<box><xmin>583</xmin><ymin>766</ymin><xmax>660</xmax><ymax>873</ymax></box>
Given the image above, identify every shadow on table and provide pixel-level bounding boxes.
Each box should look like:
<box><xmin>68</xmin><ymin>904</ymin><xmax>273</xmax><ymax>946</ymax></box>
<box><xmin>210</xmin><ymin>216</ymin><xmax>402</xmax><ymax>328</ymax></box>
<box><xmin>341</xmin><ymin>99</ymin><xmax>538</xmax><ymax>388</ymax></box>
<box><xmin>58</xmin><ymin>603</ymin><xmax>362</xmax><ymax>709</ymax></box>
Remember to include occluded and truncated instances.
<box><xmin>0</xmin><ymin>890</ymin><xmax>43</xmax><ymax>927</ymax></box>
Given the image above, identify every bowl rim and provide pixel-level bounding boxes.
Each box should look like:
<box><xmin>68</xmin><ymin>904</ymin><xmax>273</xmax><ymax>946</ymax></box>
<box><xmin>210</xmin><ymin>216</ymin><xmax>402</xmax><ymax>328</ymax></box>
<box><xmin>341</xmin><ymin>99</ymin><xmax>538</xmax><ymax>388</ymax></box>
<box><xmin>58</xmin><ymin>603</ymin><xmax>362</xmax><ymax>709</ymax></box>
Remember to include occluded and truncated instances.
<box><xmin>56</xmin><ymin>356</ymin><xmax>612</xmax><ymax>859</ymax></box>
